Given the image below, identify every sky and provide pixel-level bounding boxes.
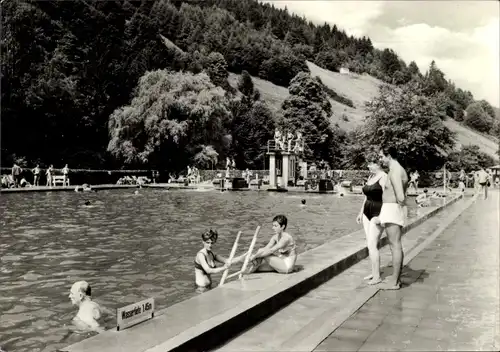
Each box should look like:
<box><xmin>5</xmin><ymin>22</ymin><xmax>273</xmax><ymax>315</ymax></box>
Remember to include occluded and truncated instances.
<box><xmin>262</xmin><ymin>0</ymin><xmax>500</xmax><ymax>107</ymax></box>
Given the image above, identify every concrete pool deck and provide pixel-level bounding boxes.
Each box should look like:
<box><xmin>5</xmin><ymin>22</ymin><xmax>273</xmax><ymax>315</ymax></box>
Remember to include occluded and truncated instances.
<box><xmin>313</xmin><ymin>191</ymin><xmax>498</xmax><ymax>351</ymax></box>
<box><xmin>60</xmin><ymin>194</ymin><xmax>465</xmax><ymax>352</ymax></box>
<box><xmin>213</xmin><ymin>194</ymin><xmax>479</xmax><ymax>352</ymax></box>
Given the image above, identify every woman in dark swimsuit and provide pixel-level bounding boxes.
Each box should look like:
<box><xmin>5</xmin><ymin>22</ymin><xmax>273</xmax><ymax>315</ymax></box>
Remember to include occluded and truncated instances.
<box><xmin>194</xmin><ymin>230</ymin><xmax>246</xmax><ymax>289</ymax></box>
<box><xmin>356</xmin><ymin>154</ymin><xmax>387</xmax><ymax>285</ymax></box>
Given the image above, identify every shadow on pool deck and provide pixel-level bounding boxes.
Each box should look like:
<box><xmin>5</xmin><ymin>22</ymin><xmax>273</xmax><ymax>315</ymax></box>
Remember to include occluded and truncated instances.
<box><xmin>60</xmin><ymin>195</ymin><xmax>464</xmax><ymax>352</ymax></box>
<box><xmin>379</xmin><ymin>265</ymin><xmax>430</xmax><ymax>288</ymax></box>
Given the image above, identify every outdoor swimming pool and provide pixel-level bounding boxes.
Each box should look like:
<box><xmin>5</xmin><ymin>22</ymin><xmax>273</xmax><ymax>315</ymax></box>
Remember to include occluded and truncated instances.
<box><xmin>0</xmin><ymin>189</ymin><xmax>420</xmax><ymax>352</ymax></box>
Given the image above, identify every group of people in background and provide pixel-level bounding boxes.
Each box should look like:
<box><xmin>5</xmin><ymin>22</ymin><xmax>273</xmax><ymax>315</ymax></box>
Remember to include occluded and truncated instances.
<box><xmin>407</xmin><ymin>167</ymin><xmax>497</xmax><ymax>198</ymax></box>
<box><xmin>443</xmin><ymin>167</ymin><xmax>494</xmax><ymax>199</ymax></box>
<box><xmin>187</xmin><ymin>165</ymin><xmax>201</xmax><ymax>184</ymax></box>
<box><xmin>2</xmin><ymin>163</ymin><xmax>70</xmax><ymax>188</ymax></box>
<box><xmin>472</xmin><ymin>167</ymin><xmax>495</xmax><ymax>199</ymax></box>
<box><xmin>273</xmin><ymin>129</ymin><xmax>304</xmax><ymax>153</ymax></box>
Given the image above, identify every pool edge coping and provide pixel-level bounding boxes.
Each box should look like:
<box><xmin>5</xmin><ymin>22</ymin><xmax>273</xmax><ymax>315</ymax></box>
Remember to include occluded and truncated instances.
<box><xmin>59</xmin><ymin>194</ymin><xmax>464</xmax><ymax>352</ymax></box>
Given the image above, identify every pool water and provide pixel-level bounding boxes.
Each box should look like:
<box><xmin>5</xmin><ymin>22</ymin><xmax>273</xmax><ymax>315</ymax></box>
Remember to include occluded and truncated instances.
<box><xmin>0</xmin><ymin>189</ymin><xmax>419</xmax><ymax>352</ymax></box>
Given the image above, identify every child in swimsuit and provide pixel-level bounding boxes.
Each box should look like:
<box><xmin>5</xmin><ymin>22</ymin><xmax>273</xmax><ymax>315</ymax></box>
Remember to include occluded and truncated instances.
<box><xmin>408</xmin><ymin>170</ymin><xmax>419</xmax><ymax>192</ymax></box>
<box><xmin>246</xmin><ymin>215</ymin><xmax>297</xmax><ymax>274</ymax></box>
<box><xmin>458</xmin><ymin>181</ymin><xmax>466</xmax><ymax>193</ymax></box>
<box><xmin>415</xmin><ymin>189</ymin><xmax>430</xmax><ymax>207</ymax></box>
<box><xmin>194</xmin><ymin>229</ymin><xmax>246</xmax><ymax>289</ymax></box>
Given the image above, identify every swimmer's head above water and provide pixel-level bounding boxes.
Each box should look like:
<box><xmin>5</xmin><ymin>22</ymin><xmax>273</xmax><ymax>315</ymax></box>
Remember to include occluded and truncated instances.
<box><xmin>69</xmin><ymin>281</ymin><xmax>105</xmax><ymax>333</ymax></box>
<box><xmin>301</xmin><ymin>199</ymin><xmax>306</xmax><ymax>205</ymax></box>
<box><xmin>201</xmin><ymin>229</ymin><xmax>218</xmax><ymax>250</ymax></box>
<box><xmin>69</xmin><ymin>281</ymin><xmax>92</xmax><ymax>306</ymax></box>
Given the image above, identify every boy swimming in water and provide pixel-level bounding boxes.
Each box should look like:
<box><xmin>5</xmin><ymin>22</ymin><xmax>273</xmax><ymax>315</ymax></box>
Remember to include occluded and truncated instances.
<box><xmin>246</xmin><ymin>215</ymin><xmax>297</xmax><ymax>274</ymax></box>
<box><xmin>194</xmin><ymin>230</ymin><xmax>246</xmax><ymax>289</ymax></box>
<box><xmin>69</xmin><ymin>281</ymin><xmax>105</xmax><ymax>333</ymax></box>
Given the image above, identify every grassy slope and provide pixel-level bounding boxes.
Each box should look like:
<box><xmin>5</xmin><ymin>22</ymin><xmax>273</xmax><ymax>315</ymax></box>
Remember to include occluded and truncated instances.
<box><xmin>443</xmin><ymin>118</ymin><xmax>498</xmax><ymax>157</ymax></box>
<box><xmin>228</xmin><ymin>61</ymin><xmax>380</xmax><ymax>130</ymax></box>
<box><xmin>228</xmin><ymin>61</ymin><xmax>498</xmax><ymax>160</ymax></box>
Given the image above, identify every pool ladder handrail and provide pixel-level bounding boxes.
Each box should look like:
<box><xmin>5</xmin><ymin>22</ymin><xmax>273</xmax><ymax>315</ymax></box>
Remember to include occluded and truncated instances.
<box><xmin>219</xmin><ymin>230</ymin><xmax>242</xmax><ymax>286</ymax></box>
<box><xmin>219</xmin><ymin>226</ymin><xmax>261</xmax><ymax>286</ymax></box>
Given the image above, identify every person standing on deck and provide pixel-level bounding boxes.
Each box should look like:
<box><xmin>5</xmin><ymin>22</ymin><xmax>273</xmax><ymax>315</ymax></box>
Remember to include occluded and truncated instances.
<box><xmin>477</xmin><ymin>168</ymin><xmax>490</xmax><ymax>200</ymax></box>
<box><xmin>378</xmin><ymin>146</ymin><xmax>408</xmax><ymax>290</ymax></box>
<box><xmin>459</xmin><ymin>169</ymin><xmax>466</xmax><ymax>184</ymax></box>
<box><xmin>473</xmin><ymin>170</ymin><xmax>480</xmax><ymax>193</ymax></box>
<box><xmin>465</xmin><ymin>172</ymin><xmax>473</xmax><ymax>188</ymax></box>
<box><xmin>32</xmin><ymin>165</ymin><xmax>41</xmax><ymax>186</ymax></box>
<box><xmin>46</xmin><ymin>165</ymin><xmax>54</xmax><ymax>187</ymax></box>
<box><xmin>443</xmin><ymin>168</ymin><xmax>452</xmax><ymax>193</ymax></box>
<box><xmin>62</xmin><ymin>164</ymin><xmax>70</xmax><ymax>186</ymax></box>
<box><xmin>11</xmin><ymin>163</ymin><xmax>22</xmax><ymax>187</ymax></box>
<box><xmin>408</xmin><ymin>170</ymin><xmax>419</xmax><ymax>192</ymax></box>
<box><xmin>356</xmin><ymin>154</ymin><xmax>387</xmax><ymax>285</ymax></box>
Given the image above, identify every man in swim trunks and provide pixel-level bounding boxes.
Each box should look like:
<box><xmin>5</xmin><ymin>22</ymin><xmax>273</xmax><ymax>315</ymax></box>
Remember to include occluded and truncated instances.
<box><xmin>378</xmin><ymin>146</ymin><xmax>408</xmax><ymax>290</ymax></box>
<box><xmin>69</xmin><ymin>281</ymin><xmax>105</xmax><ymax>333</ymax></box>
<box><xmin>477</xmin><ymin>167</ymin><xmax>490</xmax><ymax>200</ymax></box>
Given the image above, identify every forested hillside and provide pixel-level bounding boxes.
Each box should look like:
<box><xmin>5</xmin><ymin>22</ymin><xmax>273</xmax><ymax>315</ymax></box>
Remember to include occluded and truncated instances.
<box><xmin>227</xmin><ymin>62</ymin><xmax>499</xmax><ymax>159</ymax></box>
<box><xmin>2</xmin><ymin>0</ymin><xmax>498</xmax><ymax>172</ymax></box>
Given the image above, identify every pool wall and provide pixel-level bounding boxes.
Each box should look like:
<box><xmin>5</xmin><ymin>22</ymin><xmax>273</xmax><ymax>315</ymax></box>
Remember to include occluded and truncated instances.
<box><xmin>0</xmin><ymin>184</ymin><xmax>139</xmax><ymax>193</ymax></box>
<box><xmin>60</xmin><ymin>194</ymin><xmax>464</xmax><ymax>352</ymax></box>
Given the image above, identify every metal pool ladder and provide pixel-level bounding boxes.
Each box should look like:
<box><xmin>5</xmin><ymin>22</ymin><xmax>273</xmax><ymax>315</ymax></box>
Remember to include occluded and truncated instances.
<box><xmin>219</xmin><ymin>226</ymin><xmax>261</xmax><ymax>286</ymax></box>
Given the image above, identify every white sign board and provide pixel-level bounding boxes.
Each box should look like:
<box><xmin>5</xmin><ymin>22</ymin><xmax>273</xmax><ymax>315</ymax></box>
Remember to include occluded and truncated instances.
<box><xmin>116</xmin><ymin>297</ymin><xmax>154</xmax><ymax>331</ymax></box>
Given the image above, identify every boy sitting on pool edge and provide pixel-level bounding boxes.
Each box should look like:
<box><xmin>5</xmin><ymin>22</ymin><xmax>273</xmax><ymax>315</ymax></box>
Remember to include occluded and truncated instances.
<box><xmin>245</xmin><ymin>215</ymin><xmax>297</xmax><ymax>274</ymax></box>
<box><xmin>415</xmin><ymin>189</ymin><xmax>430</xmax><ymax>207</ymax></box>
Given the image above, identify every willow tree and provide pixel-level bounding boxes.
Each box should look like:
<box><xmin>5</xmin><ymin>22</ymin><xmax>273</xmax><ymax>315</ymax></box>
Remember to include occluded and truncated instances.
<box><xmin>107</xmin><ymin>70</ymin><xmax>229</xmax><ymax>170</ymax></box>
<box><xmin>194</xmin><ymin>145</ymin><xmax>219</xmax><ymax>169</ymax></box>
